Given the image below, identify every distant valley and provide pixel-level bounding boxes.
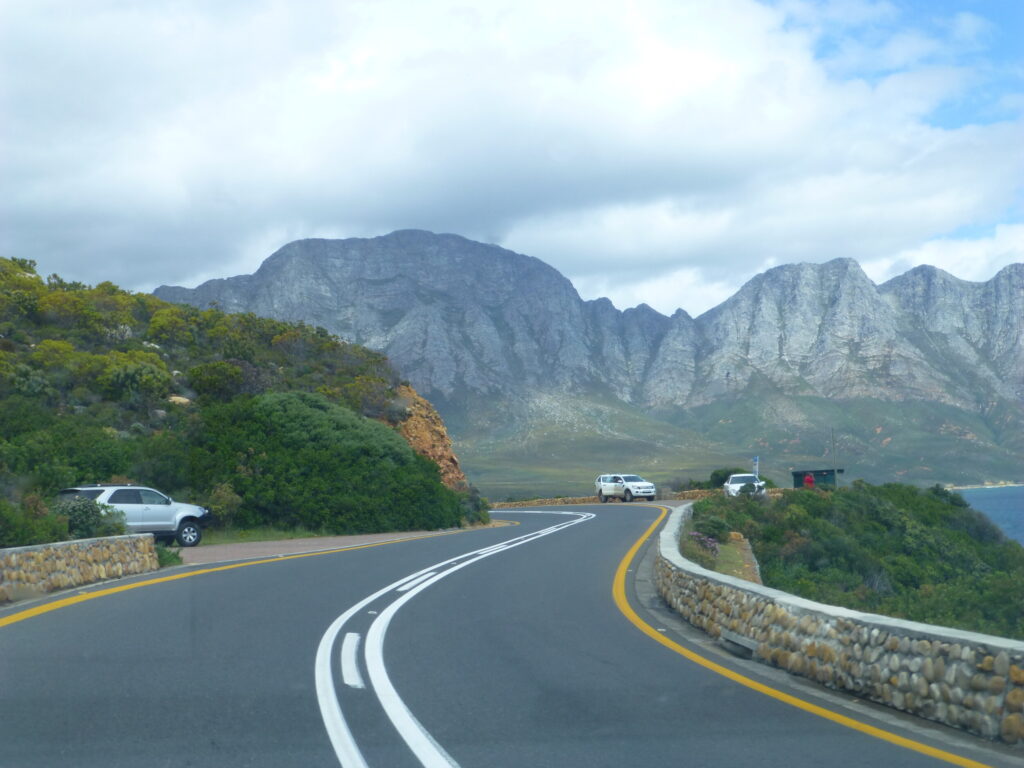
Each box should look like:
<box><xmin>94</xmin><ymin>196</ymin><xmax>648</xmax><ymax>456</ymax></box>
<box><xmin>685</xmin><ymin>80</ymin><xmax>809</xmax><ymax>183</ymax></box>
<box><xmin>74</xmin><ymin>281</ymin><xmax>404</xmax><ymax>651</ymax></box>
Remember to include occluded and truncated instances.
<box><xmin>156</xmin><ymin>230</ymin><xmax>1024</xmax><ymax>498</ymax></box>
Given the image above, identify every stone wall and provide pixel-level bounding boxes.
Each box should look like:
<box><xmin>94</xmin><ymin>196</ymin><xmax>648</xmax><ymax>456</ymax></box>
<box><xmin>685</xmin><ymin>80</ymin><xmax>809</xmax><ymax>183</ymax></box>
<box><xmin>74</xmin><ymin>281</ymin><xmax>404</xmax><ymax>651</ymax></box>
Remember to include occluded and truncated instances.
<box><xmin>655</xmin><ymin>505</ymin><xmax>1024</xmax><ymax>746</ymax></box>
<box><xmin>492</xmin><ymin>496</ymin><xmax>601</xmax><ymax>508</ymax></box>
<box><xmin>0</xmin><ymin>535</ymin><xmax>160</xmax><ymax>603</ymax></box>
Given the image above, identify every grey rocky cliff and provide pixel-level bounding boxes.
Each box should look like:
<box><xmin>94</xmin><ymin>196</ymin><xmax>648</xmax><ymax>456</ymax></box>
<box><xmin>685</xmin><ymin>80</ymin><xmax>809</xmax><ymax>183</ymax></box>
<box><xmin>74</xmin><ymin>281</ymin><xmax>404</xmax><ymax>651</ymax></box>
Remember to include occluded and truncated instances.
<box><xmin>690</xmin><ymin>258</ymin><xmax>974</xmax><ymax>408</ymax></box>
<box><xmin>880</xmin><ymin>264</ymin><xmax>1024</xmax><ymax>403</ymax></box>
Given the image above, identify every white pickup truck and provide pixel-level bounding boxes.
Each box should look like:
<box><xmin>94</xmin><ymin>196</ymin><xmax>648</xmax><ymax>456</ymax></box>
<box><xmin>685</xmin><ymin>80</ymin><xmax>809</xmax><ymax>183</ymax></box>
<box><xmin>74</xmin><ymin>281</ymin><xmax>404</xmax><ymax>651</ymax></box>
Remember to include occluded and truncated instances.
<box><xmin>594</xmin><ymin>474</ymin><xmax>657</xmax><ymax>503</ymax></box>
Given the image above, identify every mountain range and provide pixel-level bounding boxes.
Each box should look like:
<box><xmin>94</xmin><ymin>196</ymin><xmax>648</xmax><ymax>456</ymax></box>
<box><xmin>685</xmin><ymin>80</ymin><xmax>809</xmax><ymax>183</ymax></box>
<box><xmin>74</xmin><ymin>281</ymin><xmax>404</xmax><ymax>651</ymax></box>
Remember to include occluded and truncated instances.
<box><xmin>155</xmin><ymin>230</ymin><xmax>1024</xmax><ymax>497</ymax></box>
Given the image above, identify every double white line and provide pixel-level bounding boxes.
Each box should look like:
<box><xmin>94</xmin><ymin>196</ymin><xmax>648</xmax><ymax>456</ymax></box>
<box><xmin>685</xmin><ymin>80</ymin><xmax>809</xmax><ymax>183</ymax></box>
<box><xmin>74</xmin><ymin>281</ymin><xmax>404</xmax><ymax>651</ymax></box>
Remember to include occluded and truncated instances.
<box><xmin>314</xmin><ymin>511</ymin><xmax>594</xmax><ymax>768</ymax></box>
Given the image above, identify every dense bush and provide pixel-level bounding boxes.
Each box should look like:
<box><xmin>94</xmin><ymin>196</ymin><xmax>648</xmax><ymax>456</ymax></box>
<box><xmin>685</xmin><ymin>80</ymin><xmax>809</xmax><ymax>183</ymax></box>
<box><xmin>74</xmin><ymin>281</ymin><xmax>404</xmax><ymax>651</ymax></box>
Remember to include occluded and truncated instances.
<box><xmin>54</xmin><ymin>497</ymin><xmax>127</xmax><ymax>539</ymax></box>
<box><xmin>0</xmin><ymin>497</ymin><xmax>68</xmax><ymax>548</ymax></box>
<box><xmin>188</xmin><ymin>392</ymin><xmax>464</xmax><ymax>534</ymax></box>
<box><xmin>691</xmin><ymin>514</ymin><xmax>730</xmax><ymax>544</ymax></box>
<box><xmin>690</xmin><ymin>482</ymin><xmax>1024</xmax><ymax>639</ymax></box>
<box><xmin>457</xmin><ymin>485</ymin><xmax>491</xmax><ymax>526</ymax></box>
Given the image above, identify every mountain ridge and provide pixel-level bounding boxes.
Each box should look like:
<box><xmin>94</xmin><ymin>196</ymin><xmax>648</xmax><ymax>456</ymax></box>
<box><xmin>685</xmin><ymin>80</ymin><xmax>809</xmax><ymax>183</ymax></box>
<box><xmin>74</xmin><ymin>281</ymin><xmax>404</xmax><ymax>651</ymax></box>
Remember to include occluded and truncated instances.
<box><xmin>155</xmin><ymin>230</ymin><xmax>1024</xmax><ymax>493</ymax></box>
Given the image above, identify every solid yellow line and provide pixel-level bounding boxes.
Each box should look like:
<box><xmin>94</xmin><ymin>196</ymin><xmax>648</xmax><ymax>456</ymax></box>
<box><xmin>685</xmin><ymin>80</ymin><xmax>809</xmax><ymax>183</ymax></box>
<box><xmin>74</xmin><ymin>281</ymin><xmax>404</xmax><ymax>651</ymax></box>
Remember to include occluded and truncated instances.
<box><xmin>612</xmin><ymin>506</ymin><xmax>993</xmax><ymax>768</ymax></box>
<box><xmin>0</xmin><ymin>529</ymin><xmax>466</xmax><ymax>630</ymax></box>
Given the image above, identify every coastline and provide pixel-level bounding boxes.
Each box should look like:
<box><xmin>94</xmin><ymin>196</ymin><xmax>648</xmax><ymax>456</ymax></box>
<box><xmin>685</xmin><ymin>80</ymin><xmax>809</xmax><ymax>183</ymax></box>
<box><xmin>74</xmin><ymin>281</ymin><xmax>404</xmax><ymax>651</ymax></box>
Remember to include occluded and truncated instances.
<box><xmin>948</xmin><ymin>482</ymin><xmax>1024</xmax><ymax>490</ymax></box>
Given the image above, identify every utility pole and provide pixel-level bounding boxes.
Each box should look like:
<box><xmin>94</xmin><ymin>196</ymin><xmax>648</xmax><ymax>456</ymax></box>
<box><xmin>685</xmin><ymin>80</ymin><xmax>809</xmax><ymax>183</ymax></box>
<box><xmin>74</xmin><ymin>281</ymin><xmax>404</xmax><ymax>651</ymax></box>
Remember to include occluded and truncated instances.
<box><xmin>831</xmin><ymin>428</ymin><xmax>839</xmax><ymax>488</ymax></box>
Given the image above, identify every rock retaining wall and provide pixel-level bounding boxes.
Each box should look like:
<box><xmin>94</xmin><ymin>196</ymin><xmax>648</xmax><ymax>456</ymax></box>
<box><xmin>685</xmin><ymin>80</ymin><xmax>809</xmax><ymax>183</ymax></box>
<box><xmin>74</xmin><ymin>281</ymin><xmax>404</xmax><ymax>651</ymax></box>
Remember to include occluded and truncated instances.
<box><xmin>655</xmin><ymin>505</ymin><xmax>1024</xmax><ymax>746</ymax></box>
<box><xmin>0</xmin><ymin>535</ymin><xmax>159</xmax><ymax>604</ymax></box>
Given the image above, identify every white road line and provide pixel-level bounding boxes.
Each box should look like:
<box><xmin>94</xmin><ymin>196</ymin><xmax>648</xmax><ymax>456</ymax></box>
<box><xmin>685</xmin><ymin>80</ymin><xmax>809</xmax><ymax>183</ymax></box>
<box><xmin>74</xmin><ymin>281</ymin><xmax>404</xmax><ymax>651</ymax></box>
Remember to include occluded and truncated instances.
<box><xmin>362</xmin><ymin>513</ymin><xmax>594</xmax><ymax>768</ymax></box>
<box><xmin>396</xmin><ymin>572</ymin><xmax>437</xmax><ymax>592</ymax></box>
<box><xmin>341</xmin><ymin>633</ymin><xmax>365</xmax><ymax>689</ymax></box>
<box><xmin>316</xmin><ymin>511</ymin><xmax>594</xmax><ymax>767</ymax></box>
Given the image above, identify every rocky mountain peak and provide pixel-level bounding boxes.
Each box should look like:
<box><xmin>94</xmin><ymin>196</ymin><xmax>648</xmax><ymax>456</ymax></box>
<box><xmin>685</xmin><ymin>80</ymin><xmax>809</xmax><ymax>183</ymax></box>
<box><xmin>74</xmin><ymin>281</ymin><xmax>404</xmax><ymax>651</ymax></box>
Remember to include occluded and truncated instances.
<box><xmin>155</xmin><ymin>231</ymin><xmax>1024</xmax><ymax>486</ymax></box>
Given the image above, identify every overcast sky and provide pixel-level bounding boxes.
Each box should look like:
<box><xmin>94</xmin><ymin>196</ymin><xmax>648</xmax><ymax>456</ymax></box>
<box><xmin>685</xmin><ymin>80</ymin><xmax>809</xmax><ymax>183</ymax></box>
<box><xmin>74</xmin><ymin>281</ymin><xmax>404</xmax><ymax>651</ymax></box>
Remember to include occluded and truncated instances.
<box><xmin>2</xmin><ymin>0</ymin><xmax>1022</xmax><ymax>316</ymax></box>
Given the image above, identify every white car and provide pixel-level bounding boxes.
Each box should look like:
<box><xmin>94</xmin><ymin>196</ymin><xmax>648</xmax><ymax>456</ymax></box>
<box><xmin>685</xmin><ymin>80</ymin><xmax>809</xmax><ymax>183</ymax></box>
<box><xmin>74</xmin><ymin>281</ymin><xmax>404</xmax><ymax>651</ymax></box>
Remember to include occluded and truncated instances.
<box><xmin>57</xmin><ymin>485</ymin><xmax>210</xmax><ymax>546</ymax></box>
<box><xmin>595</xmin><ymin>474</ymin><xmax>657</xmax><ymax>503</ymax></box>
<box><xmin>723</xmin><ymin>474</ymin><xmax>766</xmax><ymax>497</ymax></box>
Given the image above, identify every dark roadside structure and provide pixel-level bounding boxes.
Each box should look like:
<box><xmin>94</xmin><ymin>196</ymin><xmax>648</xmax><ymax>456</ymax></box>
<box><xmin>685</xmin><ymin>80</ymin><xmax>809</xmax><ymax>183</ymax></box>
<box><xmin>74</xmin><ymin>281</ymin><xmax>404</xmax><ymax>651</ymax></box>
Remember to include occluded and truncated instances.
<box><xmin>791</xmin><ymin>468</ymin><xmax>845</xmax><ymax>489</ymax></box>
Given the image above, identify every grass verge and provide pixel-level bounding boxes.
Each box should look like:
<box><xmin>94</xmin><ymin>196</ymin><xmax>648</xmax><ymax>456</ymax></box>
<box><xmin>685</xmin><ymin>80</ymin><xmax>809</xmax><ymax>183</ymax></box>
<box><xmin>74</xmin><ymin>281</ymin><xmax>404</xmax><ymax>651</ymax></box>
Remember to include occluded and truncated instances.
<box><xmin>155</xmin><ymin>543</ymin><xmax>182</xmax><ymax>567</ymax></box>
<box><xmin>199</xmin><ymin>526</ymin><xmax>325</xmax><ymax>546</ymax></box>
<box><xmin>678</xmin><ymin>519</ymin><xmax>750</xmax><ymax>580</ymax></box>
<box><xmin>713</xmin><ymin>541</ymin><xmax>747</xmax><ymax>580</ymax></box>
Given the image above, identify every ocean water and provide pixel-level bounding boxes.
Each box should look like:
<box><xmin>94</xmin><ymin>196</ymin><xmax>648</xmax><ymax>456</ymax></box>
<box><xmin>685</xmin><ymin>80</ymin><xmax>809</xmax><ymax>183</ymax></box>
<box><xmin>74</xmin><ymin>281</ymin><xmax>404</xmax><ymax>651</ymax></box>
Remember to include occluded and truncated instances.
<box><xmin>958</xmin><ymin>486</ymin><xmax>1024</xmax><ymax>546</ymax></box>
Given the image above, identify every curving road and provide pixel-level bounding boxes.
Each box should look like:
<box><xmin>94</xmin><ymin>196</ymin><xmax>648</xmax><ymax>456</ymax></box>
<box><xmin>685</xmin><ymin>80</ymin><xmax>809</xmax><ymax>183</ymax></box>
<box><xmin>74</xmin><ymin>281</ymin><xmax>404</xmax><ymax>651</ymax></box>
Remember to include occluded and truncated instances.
<box><xmin>0</xmin><ymin>504</ymin><xmax>1017</xmax><ymax>767</ymax></box>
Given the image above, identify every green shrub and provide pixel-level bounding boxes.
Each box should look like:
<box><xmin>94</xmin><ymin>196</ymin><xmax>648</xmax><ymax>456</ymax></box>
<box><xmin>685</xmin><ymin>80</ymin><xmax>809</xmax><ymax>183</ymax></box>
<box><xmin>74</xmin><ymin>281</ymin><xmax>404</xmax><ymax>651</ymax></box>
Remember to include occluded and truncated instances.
<box><xmin>692</xmin><ymin>514</ymin><xmax>730</xmax><ymax>544</ymax></box>
<box><xmin>188</xmin><ymin>361</ymin><xmax>244</xmax><ymax>400</ymax></box>
<box><xmin>54</xmin><ymin>496</ymin><xmax>126</xmax><ymax>539</ymax></box>
<box><xmin>680</xmin><ymin>529</ymin><xmax>717</xmax><ymax>569</ymax></box>
<box><xmin>0</xmin><ymin>498</ymin><xmax>68</xmax><ymax>547</ymax></box>
<box><xmin>190</xmin><ymin>392</ymin><xmax>462</xmax><ymax>534</ymax></box>
<box><xmin>155</xmin><ymin>543</ymin><xmax>182</xmax><ymax>567</ymax></box>
<box><xmin>458</xmin><ymin>485</ymin><xmax>491</xmax><ymax>525</ymax></box>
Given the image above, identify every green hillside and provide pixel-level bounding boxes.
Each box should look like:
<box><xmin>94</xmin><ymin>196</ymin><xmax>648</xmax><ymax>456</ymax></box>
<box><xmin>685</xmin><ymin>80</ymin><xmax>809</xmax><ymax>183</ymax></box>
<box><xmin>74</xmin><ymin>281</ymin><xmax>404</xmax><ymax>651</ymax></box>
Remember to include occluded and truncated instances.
<box><xmin>691</xmin><ymin>484</ymin><xmax>1024</xmax><ymax>639</ymax></box>
<box><xmin>454</xmin><ymin>388</ymin><xmax>1024</xmax><ymax>500</ymax></box>
<box><xmin>0</xmin><ymin>257</ymin><xmax>479</xmax><ymax>547</ymax></box>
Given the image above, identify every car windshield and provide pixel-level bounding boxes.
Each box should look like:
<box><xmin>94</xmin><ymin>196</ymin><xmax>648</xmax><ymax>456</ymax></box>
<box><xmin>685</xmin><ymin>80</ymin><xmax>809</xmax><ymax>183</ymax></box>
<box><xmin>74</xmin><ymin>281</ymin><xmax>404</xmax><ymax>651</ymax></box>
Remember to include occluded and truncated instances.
<box><xmin>730</xmin><ymin>475</ymin><xmax>758</xmax><ymax>484</ymax></box>
<box><xmin>622</xmin><ymin>475</ymin><xmax>644</xmax><ymax>482</ymax></box>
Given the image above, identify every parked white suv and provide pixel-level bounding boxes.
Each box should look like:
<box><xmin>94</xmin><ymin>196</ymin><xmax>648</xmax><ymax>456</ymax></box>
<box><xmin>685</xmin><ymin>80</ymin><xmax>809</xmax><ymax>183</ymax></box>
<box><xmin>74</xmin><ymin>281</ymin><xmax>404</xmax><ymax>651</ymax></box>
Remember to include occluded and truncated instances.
<box><xmin>722</xmin><ymin>474</ymin><xmax>766</xmax><ymax>497</ymax></box>
<box><xmin>57</xmin><ymin>485</ymin><xmax>210</xmax><ymax>546</ymax></box>
<box><xmin>594</xmin><ymin>474</ymin><xmax>656</xmax><ymax>503</ymax></box>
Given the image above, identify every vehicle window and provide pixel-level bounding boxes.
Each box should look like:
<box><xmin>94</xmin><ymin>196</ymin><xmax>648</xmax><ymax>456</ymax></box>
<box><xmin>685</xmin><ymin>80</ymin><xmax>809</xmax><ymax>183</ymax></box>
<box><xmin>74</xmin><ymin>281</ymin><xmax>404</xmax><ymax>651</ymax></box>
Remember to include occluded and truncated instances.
<box><xmin>58</xmin><ymin>489</ymin><xmax>103</xmax><ymax>500</ymax></box>
<box><xmin>622</xmin><ymin>475</ymin><xmax>642</xmax><ymax>482</ymax></box>
<box><xmin>108</xmin><ymin>488</ymin><xmax>142</xmax><ymax>504</ymax></box>
<box><xmin>730</xmin><ymin>475</ymin><xmax>757</xmax><ymax>483</ymax></box>
<box><xmin>139</xmin><ymin>489</ymin><xmax>169</xmax><ymax>505</ymax></box>
<box><xmin>612</xmin><ymin>477</ymin><xmax>622</xmax><ymax>483</ymax></box>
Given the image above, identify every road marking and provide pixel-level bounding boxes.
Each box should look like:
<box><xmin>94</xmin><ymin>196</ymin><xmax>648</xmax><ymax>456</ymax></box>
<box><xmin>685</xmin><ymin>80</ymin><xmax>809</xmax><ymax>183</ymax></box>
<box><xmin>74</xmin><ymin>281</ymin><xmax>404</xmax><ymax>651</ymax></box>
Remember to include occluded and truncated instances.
<box><xmin>0</xmin><ymin>529</ymin><xmax>469</xmax><ymax>629</ymax></box>
<box><xmin>612</xmin><ymin>506</ymin><xmax>994</xmax><ymax>768</ymax></box>
<box><xmin>341</xmin><ymin>633</ymin><xmax>365</xmax><ymax>689</ymax></box>
<box><xmin>317</xmin><ymin>510</ymin><xmax>594</xmax><ymax>767</ymax></box>
<box><xmin>396</xmin><ymin>572</ymin><xmax>437</xmax><ymax>592</ymax></box>
<box><xmin>366</xmin><ymin>588</ymin><xmax>461</xmax><ymax>767</ymax></box>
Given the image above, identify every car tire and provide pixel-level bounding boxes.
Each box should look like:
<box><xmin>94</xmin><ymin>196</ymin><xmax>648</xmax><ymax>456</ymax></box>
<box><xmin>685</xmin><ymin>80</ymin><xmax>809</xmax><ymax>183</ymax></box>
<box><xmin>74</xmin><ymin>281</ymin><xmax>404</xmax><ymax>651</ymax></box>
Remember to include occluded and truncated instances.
<box><xmin>624</xmin><ymin>490</ymin><xmax>633</xmax><ymax>503</ymax></box>
<box><xmin>647</xmin><ymin>496</ymin><xmax>655</xmax><ymax>501</ymax></box>
<box><xmin>598</xmin><ymin>491</ymin><xmax>607</xmax><ymax>503</ymax></box>
<box><xmin>175</xmin><ymin>519</ymin><xmax>202</xmax><ymax>547</ymax></box>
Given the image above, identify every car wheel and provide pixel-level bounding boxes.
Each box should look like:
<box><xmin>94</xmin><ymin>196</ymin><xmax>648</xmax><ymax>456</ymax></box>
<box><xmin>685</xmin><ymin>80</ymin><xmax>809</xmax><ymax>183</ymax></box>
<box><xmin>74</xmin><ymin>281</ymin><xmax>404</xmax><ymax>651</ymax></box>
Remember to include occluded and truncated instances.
<box><xmin>624</xmin><ymin>490</ymin><xmax>633</xmax><ymax>503</ymax></box>
<box><xmin>647</xmin><ymin>496</ymin><xmax>655</xmax><ymax>501</ymax></box>
<box><xmin>598</xmin><ymin>491</ymin><xmax>606</xmax><ymax>503</ymax></box>
<box><xmin>175</xmin><ymin>519</ymin><xmax>202</xmax><ymax>547</ymax></box>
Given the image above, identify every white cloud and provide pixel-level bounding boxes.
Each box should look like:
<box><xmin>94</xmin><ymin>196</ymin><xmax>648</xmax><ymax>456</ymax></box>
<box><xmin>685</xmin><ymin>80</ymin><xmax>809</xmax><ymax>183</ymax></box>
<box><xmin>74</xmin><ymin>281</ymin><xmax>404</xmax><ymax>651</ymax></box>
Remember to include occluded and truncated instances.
<box><xmin>0</xmin><ymin>0</ymin><xmax>1021</xmax><ymax>313</ymax></box>
<box><xmin>863</xmin><ymin>224</ymin><xmax>1024</xmax><ymax>285</ymax></box>
<box><xmin>574</xmin><ymin>266</ymin><xmax>737</xmax><ymax>318</ymax></box>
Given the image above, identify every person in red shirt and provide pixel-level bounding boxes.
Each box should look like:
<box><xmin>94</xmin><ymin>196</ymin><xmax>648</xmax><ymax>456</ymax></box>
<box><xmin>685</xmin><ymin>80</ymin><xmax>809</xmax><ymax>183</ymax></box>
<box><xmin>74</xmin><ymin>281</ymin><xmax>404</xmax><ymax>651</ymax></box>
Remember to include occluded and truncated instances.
<box><xmin>803</xmin><ymin>472</ymin><xmax>815</xmax><ymax>489</ymax></box>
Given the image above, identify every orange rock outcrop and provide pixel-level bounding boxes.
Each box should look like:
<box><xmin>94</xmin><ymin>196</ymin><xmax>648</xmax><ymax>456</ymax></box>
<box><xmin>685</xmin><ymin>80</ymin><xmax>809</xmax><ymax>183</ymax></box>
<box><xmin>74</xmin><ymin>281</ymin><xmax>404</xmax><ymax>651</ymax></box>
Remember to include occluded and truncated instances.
<box><xmin>394</xmin><ymin>385</ymin><xmax>468</xmax><ymax>491</ymax></box>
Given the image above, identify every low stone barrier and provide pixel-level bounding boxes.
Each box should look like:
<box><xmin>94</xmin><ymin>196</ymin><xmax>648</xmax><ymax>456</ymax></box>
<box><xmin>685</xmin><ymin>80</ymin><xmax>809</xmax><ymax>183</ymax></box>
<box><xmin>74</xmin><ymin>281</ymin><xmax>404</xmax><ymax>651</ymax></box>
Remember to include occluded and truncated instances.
<box><xmin>492</xmin><ymin>489</ymin><xmax>785</xmax><ymax>507</ymax></box>
<box><xmin>492</xmin><ymin>496</ymin><xmax>601</xmax><ymax>508</ymax></box>
<box><xmin>0</xmin><ymin>535</ymin><xmax>160</xmax><ymax>604</ymax></box>
<box><xmin>656</xmin><ymin>505</ymin><xmax>1024</xmax><ymax>746</ymax></box>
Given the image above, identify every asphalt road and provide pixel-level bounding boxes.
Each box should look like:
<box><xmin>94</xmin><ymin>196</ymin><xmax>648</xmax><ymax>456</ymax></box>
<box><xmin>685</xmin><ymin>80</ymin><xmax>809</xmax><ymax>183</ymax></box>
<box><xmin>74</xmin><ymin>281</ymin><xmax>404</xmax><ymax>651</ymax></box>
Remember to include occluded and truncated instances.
<box><xmin>0</xmin><ymin>505</ymin><xmax>1017</xmax><ymax>767</ymax></box>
